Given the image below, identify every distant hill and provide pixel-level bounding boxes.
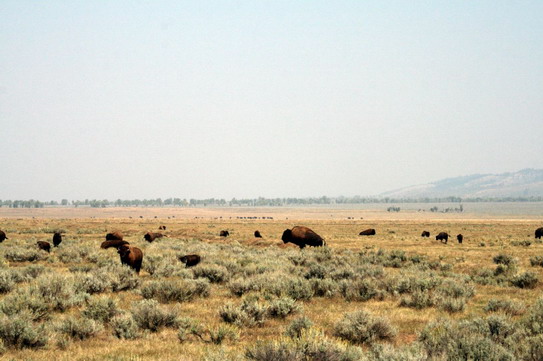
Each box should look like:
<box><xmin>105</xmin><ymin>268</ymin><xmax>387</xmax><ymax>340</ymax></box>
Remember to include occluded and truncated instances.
<box><xmin>380</xmin><ymin>169</ymin><xmax>543</xmax><ymax>199</ymax></box>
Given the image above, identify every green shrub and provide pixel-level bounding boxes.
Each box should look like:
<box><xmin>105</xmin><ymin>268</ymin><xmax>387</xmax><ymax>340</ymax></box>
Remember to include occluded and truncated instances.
<box><xmin>333</xmin><ymin>310</ymin><xmax>396</xmax><ymax>345</ymax></box>
<box><xmin>285</xmin><ymin>316</ymin><xmax>313</xmax><ymax>338</ymax></box>
<box><xmin>141</xmin><ymin>279</ymin><xmax>210</xmax><ymax>303</ymax></box>
<box><xmin>400</xmin><ymin>290</ymin><xmax>435</xmax><ymax>309</ymax></box>
<box><xmin>219</xmin><ymin>298</ymin><xmax>268</xmax><ymax>327</ymax></box>
<box><xmin>193</xmin><ymin>264</ymin><xmax>230</xmax><ymax>283</ymax></box>
<box><xmin>340</xmin><ymin>279</ymin><xmax>384</xmax><ymax>302</ymax></box>
<box><xmin>484</xmin><ymin>299</ymin><xmax>525</xmax><ymax>316</ymax></box>
<box><xmin>282</xmin><ymin>278</ymin><xmax>314</xmax><ymax>300</ymax></box>
<box><xmin>0</xmin><ymin>314</ymin><xmax>48</xmax><ymax>349</ymax></box>
<box><xmin>267</xmin><ymin>297</ymin><xmax>301</xmax><ymax>319</ymax></box>
<box><xmin>29</xmin><ymin>274</ymin><xmax>86</xmax><ymax>312</ymax></box>
<box><xmin>310</xmin><ymin>278</ymin><xmax>339</xmax><ymax>297</ymax></box>
<box><xmin>131</xmin><ymin>300</ymin><xmax>179</xmax><ymax>332</ymax></box>
<box><xmin>0</xmin><ymin>270</ymin><xmax>15</xmax><ymax>294</ymax></box>
<box><xmin>438</xmin><ymin>296</ymin><xmax>467</xmax><ymax>313</ymax></box>
<box><xmin>57</xmin><ymin>316</ymin><xmax>102</xmax><ymax>340</ymax></box>
<box><xmin>530</xmin><ymin>256</ymin><xmax>543</xmax><ymax>267</ymax></box>
<box><xmin>493</xmin><ymin>254</ymin><xmax>516</xmax><ymax>265</ymax></box>
<box><xmin>111</xmin><ymin>313</ymin><xmax>138</xmax><ymax>339</ymax></box>
<box><xmin>511</xmin><ymin>272</ymin><xmax>538</xmax><ymax>289</ymax></box>
<box><xmin>82</xmin><ymin>296</ymin><xmax>120</xmax><ymax>323</ymax></box>
<box><xmin>4</xmin><ymin>248</ymin><xmax>46</xmax><ymax>262</ymax></box>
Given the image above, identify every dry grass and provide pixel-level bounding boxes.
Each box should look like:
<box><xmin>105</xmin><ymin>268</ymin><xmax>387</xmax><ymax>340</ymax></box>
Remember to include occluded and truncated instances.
<box><xmin>0</xmin><ymin>206</ymin><xmax>542</xmax><ymax>360</ymax></box>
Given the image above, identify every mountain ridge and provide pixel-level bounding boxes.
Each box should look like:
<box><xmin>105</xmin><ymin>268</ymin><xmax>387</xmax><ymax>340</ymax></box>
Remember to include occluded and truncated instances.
<box><xmin>380</xmin><ymin>169</ymin><xmax>543</xmax><ymax>199</ymax></box>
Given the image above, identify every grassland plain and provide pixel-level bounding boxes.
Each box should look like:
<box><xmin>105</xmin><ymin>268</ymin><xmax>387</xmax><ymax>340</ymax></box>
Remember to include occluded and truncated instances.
<box><xmin>0</xmin><ymin>205</ymin><xmax>542</xmax><ymax>360</ymax></box>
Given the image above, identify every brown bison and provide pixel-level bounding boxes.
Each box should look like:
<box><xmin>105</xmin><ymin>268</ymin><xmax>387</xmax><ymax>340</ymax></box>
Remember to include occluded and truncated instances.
<box><xmin>106</xmin><ymin>231</ymin><xmax>123</xmax><ymax>241</ymax></box>
<box><xmin>0</xmin><ymin>230</ymin><xmax>7</xmax><ymax>242</ymax></box>
<box><xmin>457</xmin><ymin>234</ymin><xmax>463</xmax><ymax>244</ymax></box>
<box><xmin>535</xmin><ymin>227</ymin><xmax>543</xmax><ymax>239</ymax></box>
<box><xmin>282</xmin><ymin>226</ymin><xmax>325</xmax><ymax>249</ymax></box>
<box><xmin>53</xmin><ymin>232</ymin><xmax>62</xmax><ymax>247</ymax></box>
<box><xmin>436</xmin><ymin>232</ymin><xmax>449</xmax><ymax>244</ymax></box>
<box><xmin>118</xmin><ymin>245</ymin><xmax>143</xmax><ymax>274</ymax></box>
<box><xmin>101</xmin><ymin>240</ymin><xmax>130</xmax><ymax>249</ymax></box>
<box><xmin>159</xmin><ymin>225</ymin><xmax>167</xmax><ymax>230</ymax></box>
<box><xmin>254</xmin><ymin>230</ymin><xmax>262</xmax><ymax>238</ymax></box>
<box><xmin>37</xmin><ymin>241</ymin><xmax>51</xmax><ymax>253</ymax></box>
<box><xmin>178</xmin><ymin>254</ymin><xmax>201</xmax><ymax>267</ymax></box>
<box><xmin>220</xmin><ymin>230</ymin><xmax>229</xmax><ymax>237</ymax></box>
<box><xmin>359</xmin><ymin>228</ymin><xmax>376</xmax><ymax>236</ymax></box>
<box><xmin>144</xmin><ymin>232</ymin><xmax>164</xmax><ymax>242</ymax></box>
<box><xmin>421</xmin><ymin>231</ymin><xmax>430</xmax><ymax>237</ymax></box>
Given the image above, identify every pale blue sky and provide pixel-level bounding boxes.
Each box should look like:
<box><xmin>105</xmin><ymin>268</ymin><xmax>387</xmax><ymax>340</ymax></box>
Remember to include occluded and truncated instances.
<box><xmin>1</xmin><ymin>1</ymin><xmax>542</xmax><ymax>200</ymax></box>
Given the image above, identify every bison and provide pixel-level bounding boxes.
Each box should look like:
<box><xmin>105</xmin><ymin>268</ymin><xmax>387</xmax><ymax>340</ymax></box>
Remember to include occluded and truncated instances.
<box><xmin>159</xmin><ymin>225</ymin><xmax>167</xmax><ymax>230</ymax></box>
<box><xmin>106</xmin><ymin>231</ymin><xmax>123</xmax><ymax>241</ymax></box>
<box><xmin>101</xmin><ymin>240</ymin><xmax>130</xmax><ymax>249</ymax></box>
<box><xmin>37</xmin><ymin>241</ymin><xmax>51</xmax><ymax>253</ymax></box>
<box><xmin>436</xmin><ymin>232</ymin><xmax>449</xmax><ymax>244</ymax></box>
<box><xmin>220</xmin><ymin>230</ymin><xmax>229</xmax><ymax>237</ymax></box>
<box><xmin>0</xmin><ymin>230</ymin><xmax>7</xmax><ymax>242</ymax></box>
<box><xmin>281</xmin><ymin>226</ymin><xmax>325</xmax><ymax>249</ymax></box>
<box><xmin>53</xmin><ymin>232</ymin><xmax>62</xmax><ymax>247</ymax></box>
<box><xmin>535</xmin><ymin>227</ymin><xmax>543</xmax><ymax>239</ymax></box>
<box><xmin>457</xmin><ymin>234</ymin><xmax>463</xmax><ymax>244</ymax></box>
<box><xmin>118</xmin><ymin>245</ymin><xmax>143</xmax><ymax>274</ymax></box>
<box><xmin>254</xmin><ymin>230</ymin><xmax>262</xmax><ymax>238</ymax></box>
<box><xmin>178</xmin><ymin>254</ymin><xmax>201</xmax><ymax>267</ymax></box>
<box><xmin>421</xmin><ymin>231</ymin><xmax>430</xmax><ymax>237</ymax></box>
<box><xmin>359</xmin><ymin>228</ymin><xmax>376</xmax><ymax>236</ymax></box>
<box><xmin>144</xmin><ymin>232</ymin><xmax>164</xmax><ymax>242</ymax></box>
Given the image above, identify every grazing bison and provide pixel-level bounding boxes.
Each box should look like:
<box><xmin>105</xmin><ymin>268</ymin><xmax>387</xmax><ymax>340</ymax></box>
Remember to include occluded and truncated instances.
<box><xmin>457</xmin><ymin>234</ymin><xmax>463</xmax><ymax>244</ymax></box>
<box><xmin>220</xmin><ymin>230</ymin><xmax>229</xmax><ymax>237</ymax></box>
<box><xmin>178</xmin><ymin>254</ymin><xmax>201</xmax><ymax>267</ymax></box>
<box><xmin>535</xmin><ymin>227</ymin><xmax>543</xmax><ymax>239</ymax></box>
<box><xmin>144</xmin><ymin>232</ymin><xmax>164</xmax><ymax>242</ymax></box>
<box><xmin>254</xmin><ymin>230</ymin><xmax>262</xmax><ymax>238</ymax></box>
<box><xmin>436</xmin><ymin>232</ymin><xmax>449</xmax><ymax>244</ymax></box>
<box><xmin>118</xmin><ymin>245</ymin><xmax>143</xmax><ymax>274</ymax></box>
<box><xmin>101</xmin><ymin>240</ymin><xmax>130</xmax><ymax>249</ymax></box>
<box><xmin>37</xmin><ymin>241</ymin><xmax>51</xmax><ymax>253</ymax></box>
<box><xmin>421</xmin><ymin>231</ymin><xmax>430</xmax><ymax>237</ymax></box>
<box><xmin>106</xmin><ymin>231</ymin><xmax>123</xmax><ymax>241</ymax></box>
<box><xmin>159</xmin><ymin>225</ymin><xmax>167</xmax><ymax>230</ymax></box>
<box><xmin>282</xmin><ymin>226</ymin><xmax>325</xmax><ymax>249</ymax></box>
<box><xmin>0</xmin><ymin>230</ymin><xmax>7</xmax><ymax>242</ymax></box>
<box><xmin>359</xmin><ymin>228</ymin><xmax>376</xmax><ymax>236</ymax></box>
<box><xmin>53</xmin><ymin>232</ymin><xmax>62</xmax><ymax>247</ymax></box>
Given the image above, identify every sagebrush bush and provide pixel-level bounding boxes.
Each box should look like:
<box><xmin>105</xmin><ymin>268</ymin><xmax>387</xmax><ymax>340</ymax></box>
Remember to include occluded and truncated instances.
<box><xmin>310</xmin><ymin>278</ymin><xmax>339</xmax><ymax>297</ymax></box>
<box><xmin>400</xmin><ymin>290</ymin><xmax>435</xmax><ymax>309</ymax></box>
<box><xmin>340</xmin><ymin>279</ymin><xmax>385</xmax><ymax>302</ymax></box>
<box><xmin>140</xmin><ymin>279</ymin><xmax>210</xmax><ymax>303</ymax></box>
<box><xmin>82</xmin><ymin>296</ymin><xmax>120</xmax><ymax>322</ymax></box>
<box><xmin>511</xmin><ymin>272</ymin><xmax>538</xmax><ymax>289</ymax></box>
<box><xmin>193</xmin><ymin>264</ymin><xmax>230</xmax><ymax>283</ymax></box>
<box><xmin>493</xmin><ymin>254</ymin><xmax>516</xmax><ymax>265</ymax></box>
<box><xmin>57</xmin><ymin>316</ymin><xmax>102</xmax><ymax>340</ymax></box>
<box><xmin>28</xmin><ymin>274</ymin><xmax>87</xmax><ymax>312</ymax></box>
<box><xmin>530</xmin><ymin>256</ymin><xmax>543</xmax><ymax>267</ymax></box>
<box><xmin>219</xmin><ymin>298</ymin><xmax>268</xmax><ymax>327</ymax></box>
<box><xmin>281</xmin><ymin>278</ymin><xmax>314</xmax><ymax>300</ymax></box>
<box><xmin>285</xmin><ymin>316</ymin><xmax>313</xmax><ymax>338</ymax></box>
<box><xmin>246</xmin><ymin>328</ymin><xmax>362</xmax><ymax>361</ymax></box>
<box><xmin>333</xmin><ymin>310</ymin><xmax>396</xmax><ymax>345</ymax></box>
<box><xmin>131</xmin><ymin>299</ymin><xmax>179</xmax><ymax>332</ymax></box>
<box><xmin>267</xmin><ymin>297</ymin><xmax>301</xmax><ymax>319</ymax></box>
<box><xmin>0</xmin><ymin>314</ymin><xmax>48</xmax><ymax>349</ymax></box>
<box><xmin>111</xmin><ymin>313</ymin><xmax>139</xmax><ymax>339</ymax></box>
<box><xmin>3</xmin><ymin>248</ymin><xmax>46</xmax><ymax>262</ymax></box>
<box><xmin>0</xmin><ymin>270</ymin><xmax>15</xmax><ymax>294</ymax></box>
<box><xmin>484</xmin><ymin>299</ymin><xmax>525</xmax><ymax>316</ymax></box>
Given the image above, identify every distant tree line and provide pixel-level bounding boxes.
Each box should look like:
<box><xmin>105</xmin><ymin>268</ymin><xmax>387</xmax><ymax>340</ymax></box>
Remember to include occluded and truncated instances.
<box><xmin>1</xmin><ymin>196</ymin><xmax>542</xmax><ymax>208</ymax></box>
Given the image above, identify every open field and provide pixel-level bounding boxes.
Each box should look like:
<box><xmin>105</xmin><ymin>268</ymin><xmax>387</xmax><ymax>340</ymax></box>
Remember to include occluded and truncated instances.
<box><xmin>1</xmin><ymin>206</ymin><xmax>543</xmax><ymax>360</ymax></box>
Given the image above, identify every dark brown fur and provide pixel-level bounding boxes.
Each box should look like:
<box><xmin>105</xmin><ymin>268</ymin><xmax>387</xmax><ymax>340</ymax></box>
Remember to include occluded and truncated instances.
<box><xmin>144</xmin><ymin>232</ymin><xmax>164</xmax><ymax>242</ymax></box>
<box><xmin>457</xmin><ymin>234</ymin><xmax>463</xmax><ymax>244</ymax></box>
<box><xmin>359</xmin><ymin>228</ymin><xmax>376</xmax><ymax>236</ymax></box>
<box><xmin>159</xmin><ymin>225</ymin><xmax>167</xmax><ymax>230</ymax></box>
<box><xmin>535</xmin><ymin>227</ymin><xmax>543</xmax><ymax>239</ymax></box>
<box><xmin>0</xmin><ymin>230</ymin><xmax>7</xmax><ymax>242</ymax></box>
<box><xmin>53</xmin><ymin>232</ymin><xmax>62</xmax><ymax>247</ymax></box>
<box><xmin>101</xmin><ymin>240</ymin><xmax>130</xmax><ymax>249</ymax></box>
<box><xmin>106</xmin><ymin>231</ymin><xmax>123</xmax><ymax>241</ymax></box>
<box><xmin>118</xmin><ymin>245</ymin><xmax>143</xmax><ymax>274</ymax></box>
<box><xmin>220</xmin><ymin>230</ymin><xmax>229</xmax><ymax>237</ymax></box>
<box><xmin>178</xmin><ymin>254</ymin><xmax>201</xmax><ymax>267</ymax></box>
<box><xmin>37</xmin><ymin>241</ymin><xmax>51</xmax><ymax>253</ymax></box>
<box><xmin>421</xmin><ymin>231</ymin><xmax>430</xmax><ymax>237</ymax></box>
<box><xmin>282</xmin><ymin>226</ymin><xmax>325</xmax><ymax>249</ymax></box>
<box><xmin>254</xmin><ymin>230</ymin><xmax>262</xmax><ymax>238</ymax></box>
<box><xmin>436</xmin><ymin>232</ymin><xmax>449</xmax><ymax>244</ymax></box>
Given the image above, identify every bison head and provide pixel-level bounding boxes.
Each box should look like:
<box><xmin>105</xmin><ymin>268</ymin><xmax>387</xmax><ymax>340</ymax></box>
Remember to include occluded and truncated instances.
<box><xmin>118</xmin><ymin>245</ymin><xmax>131</xmax><ymax>258</ymax></box>
<box><xmin>281</xmin><ymin>229</ymin><xmax>292</xmax><ymax>243</ymax></box>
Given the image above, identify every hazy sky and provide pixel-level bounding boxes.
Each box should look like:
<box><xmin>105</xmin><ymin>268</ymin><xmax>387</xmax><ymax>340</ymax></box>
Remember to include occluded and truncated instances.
<box><xmin>1</xmin><ymin>1</ymin><xmax>542</xmax><ymax>200</ymax></box>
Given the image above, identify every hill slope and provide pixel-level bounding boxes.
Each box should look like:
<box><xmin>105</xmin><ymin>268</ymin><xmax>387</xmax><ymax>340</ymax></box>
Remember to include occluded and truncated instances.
<box><xmin>380</xmin><ymin>169</ymin><xmax>543</xmax><ymax>199</ymax></box>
